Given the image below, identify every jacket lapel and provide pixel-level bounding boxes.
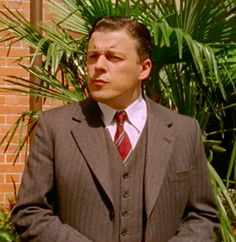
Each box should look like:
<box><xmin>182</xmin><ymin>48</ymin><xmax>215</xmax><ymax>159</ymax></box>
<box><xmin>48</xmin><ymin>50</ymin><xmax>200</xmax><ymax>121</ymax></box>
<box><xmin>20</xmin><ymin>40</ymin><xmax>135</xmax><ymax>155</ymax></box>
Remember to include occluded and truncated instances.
<box><xmin>70</xmin><ymin>99</ymin><xmax>114</xmax><ymax>207</ymax></box>
<box><xmin>145</xmin><ymin>98</ymin><xmax>176</xmax><ymax>218</ymax></box>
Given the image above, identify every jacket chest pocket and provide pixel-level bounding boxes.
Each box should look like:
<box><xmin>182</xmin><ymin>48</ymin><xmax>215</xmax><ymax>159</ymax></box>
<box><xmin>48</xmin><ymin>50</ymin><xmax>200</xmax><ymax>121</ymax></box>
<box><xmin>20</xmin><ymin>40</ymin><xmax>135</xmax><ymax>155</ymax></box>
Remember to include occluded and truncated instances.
<box><xmin>164</xmin><ymin>169</ymin><xmax>193</xmax><ymax>204</ymax></box>
<box><xmin>168</xmin><ymin>168</ymin><xmax>193</xmax><ymax>182</ymax></box>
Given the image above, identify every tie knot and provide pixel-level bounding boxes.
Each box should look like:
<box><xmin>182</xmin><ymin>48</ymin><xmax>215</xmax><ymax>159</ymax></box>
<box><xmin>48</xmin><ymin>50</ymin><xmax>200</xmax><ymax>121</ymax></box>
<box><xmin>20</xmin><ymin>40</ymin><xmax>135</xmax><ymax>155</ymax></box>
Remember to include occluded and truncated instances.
<box><xmin>114</xmin><ymin>111</ymin><xmax>127</xmax><ymax>126</ymax></box>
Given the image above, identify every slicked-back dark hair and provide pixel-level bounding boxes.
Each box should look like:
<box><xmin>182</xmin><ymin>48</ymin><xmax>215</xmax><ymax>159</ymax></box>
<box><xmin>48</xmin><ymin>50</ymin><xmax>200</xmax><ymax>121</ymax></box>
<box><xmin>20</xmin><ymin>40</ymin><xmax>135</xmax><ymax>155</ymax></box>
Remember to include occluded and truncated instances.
<box><xmin>88</xmin><ymin>16</ymin><xmax>153</xmax><ymax>62</ymax></box>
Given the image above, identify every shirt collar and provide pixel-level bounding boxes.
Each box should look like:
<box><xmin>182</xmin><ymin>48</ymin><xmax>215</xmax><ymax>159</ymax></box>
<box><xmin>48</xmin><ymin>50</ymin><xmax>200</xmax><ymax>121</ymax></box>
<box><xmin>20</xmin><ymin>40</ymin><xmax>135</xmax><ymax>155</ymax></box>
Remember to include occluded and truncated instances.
<box><xmin>98</xmin><ymin>95</ymin><xmax>147</xmax><ymax>133</ymax></box>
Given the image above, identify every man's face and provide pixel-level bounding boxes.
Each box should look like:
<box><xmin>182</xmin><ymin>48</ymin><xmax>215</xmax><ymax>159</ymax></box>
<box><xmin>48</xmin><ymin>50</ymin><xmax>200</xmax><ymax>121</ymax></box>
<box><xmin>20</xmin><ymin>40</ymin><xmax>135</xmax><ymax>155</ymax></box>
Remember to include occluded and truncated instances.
<box><xmin>86</xmin><ymin>30</ymin><xmax>151</xmax><ymax>109</ymax></box>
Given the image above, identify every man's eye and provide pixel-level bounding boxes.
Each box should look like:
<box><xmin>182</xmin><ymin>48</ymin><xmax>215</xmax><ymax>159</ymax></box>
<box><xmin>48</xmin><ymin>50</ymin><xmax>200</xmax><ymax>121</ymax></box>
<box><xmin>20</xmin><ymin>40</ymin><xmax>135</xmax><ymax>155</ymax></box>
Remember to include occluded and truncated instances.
<box><xmin>88</xmin><ymin>54</ymin><xmax>98</xmax><ymax>60</ymax></box>
<box><xmin>107</xmin><ymin>55</ymin><xmax>122</xmax><ymax>61</ymax></box>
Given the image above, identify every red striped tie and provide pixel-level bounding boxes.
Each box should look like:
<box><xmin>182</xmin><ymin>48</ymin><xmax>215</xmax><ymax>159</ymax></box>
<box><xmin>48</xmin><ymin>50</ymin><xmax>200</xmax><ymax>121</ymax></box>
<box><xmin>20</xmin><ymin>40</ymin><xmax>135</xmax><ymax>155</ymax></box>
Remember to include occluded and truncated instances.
<box><xmin>114</xmin><ymin>111</ymin><xmax>132</xmax><ymax>163</ymax></box>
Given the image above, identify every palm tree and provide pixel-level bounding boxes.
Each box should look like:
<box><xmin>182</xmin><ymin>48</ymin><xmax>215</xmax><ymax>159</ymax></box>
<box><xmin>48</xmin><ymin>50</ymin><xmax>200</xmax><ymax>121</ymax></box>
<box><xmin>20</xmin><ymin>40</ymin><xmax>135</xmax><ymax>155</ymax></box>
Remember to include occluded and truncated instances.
<box><xmin>0</xmin><ymin>0</ymin><xmax>236</xmax><ymax>240</ymax></box>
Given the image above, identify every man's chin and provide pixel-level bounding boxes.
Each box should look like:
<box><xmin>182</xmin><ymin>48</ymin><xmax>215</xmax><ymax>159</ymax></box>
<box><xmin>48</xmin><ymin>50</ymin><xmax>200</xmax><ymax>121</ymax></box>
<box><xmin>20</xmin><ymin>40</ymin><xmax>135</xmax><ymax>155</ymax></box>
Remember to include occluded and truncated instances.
<box><xmin>90</xmin><ymin>93</ymin><xmax>107</xmax><ymax>103</ymax></box>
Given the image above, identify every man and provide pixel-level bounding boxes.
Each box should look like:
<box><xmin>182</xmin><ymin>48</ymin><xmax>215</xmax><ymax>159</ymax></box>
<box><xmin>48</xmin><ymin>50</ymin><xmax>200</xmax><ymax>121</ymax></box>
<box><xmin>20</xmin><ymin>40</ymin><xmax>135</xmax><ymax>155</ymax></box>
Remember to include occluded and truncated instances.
<box><xmin>12</xmin><ymin>16</ymin><xmax>219</xmax><ymax>242</ymax></box>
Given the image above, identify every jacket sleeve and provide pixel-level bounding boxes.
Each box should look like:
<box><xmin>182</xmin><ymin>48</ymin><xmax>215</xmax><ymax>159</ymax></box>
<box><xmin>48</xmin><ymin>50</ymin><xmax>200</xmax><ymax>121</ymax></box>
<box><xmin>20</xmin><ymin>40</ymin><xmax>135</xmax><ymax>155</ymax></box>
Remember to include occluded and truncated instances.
<box><xmin>168</xmin><ymin>120</ymin><xmax>219</xmax><ymax>242</ymax></box>
<box><xmin>11</xmin><ymin>113</ymin><xmax>93</xmax><ymax>242</ymax></box>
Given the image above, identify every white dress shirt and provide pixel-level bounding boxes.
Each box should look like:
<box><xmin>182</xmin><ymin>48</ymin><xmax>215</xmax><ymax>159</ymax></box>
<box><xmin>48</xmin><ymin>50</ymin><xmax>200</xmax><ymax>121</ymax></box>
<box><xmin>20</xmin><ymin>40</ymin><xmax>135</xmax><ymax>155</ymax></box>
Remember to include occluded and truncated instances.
<box><xmin>98</xmin><ymin>95</ymin><xmax>147</xmax><ymax>149</ymax></box>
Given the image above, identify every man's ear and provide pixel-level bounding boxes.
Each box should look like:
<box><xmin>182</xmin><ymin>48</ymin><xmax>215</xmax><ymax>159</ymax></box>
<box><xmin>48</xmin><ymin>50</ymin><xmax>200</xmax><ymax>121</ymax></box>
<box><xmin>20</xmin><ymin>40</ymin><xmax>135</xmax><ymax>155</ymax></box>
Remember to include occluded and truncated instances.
<box><xmin>138</xmin><ymin>58</ymin><xmax>152</xmax><ymax>81</ymax></box>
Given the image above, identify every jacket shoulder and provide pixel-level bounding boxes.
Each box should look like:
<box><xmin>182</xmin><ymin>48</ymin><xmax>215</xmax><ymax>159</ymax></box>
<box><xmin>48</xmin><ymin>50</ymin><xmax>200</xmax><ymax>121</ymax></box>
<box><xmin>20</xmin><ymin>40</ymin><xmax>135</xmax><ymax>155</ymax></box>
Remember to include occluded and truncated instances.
<box><xmin>148</xmin><ymin>98</ymin><xmax>196</xmax><ymax>124</ymax></box>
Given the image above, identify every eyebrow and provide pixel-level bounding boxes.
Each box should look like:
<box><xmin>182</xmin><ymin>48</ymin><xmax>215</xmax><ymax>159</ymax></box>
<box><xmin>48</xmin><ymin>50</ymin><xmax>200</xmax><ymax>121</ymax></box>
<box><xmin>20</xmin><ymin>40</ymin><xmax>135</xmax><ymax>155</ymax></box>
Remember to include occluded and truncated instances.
<box><xmin>87</xmin><ymin>49</ymin><xmax>125</xmax><ymax>56</ymax></box>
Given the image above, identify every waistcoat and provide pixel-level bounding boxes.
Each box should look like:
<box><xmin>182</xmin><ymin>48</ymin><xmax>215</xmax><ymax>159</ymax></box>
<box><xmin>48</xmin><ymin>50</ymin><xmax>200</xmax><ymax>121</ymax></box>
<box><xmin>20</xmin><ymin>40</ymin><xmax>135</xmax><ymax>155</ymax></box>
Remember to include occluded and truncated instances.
<box><xmin>105</xmin><ymin>124</ymin><xmax>147</xmax><ymax>242</ymax></box>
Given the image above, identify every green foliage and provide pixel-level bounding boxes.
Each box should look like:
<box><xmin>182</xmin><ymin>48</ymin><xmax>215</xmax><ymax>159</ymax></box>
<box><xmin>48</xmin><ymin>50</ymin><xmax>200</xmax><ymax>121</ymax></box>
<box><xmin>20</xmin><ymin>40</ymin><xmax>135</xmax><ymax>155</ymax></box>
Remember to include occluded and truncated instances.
<box><xmin>0</xmin><ymin>0</ymin><xmax>235</xmax><ymax>241</ymax></box>
<box><xmin>0</xmin><ymin>211</ymin><xmax>19</xmax><ymax>242</ymax></box>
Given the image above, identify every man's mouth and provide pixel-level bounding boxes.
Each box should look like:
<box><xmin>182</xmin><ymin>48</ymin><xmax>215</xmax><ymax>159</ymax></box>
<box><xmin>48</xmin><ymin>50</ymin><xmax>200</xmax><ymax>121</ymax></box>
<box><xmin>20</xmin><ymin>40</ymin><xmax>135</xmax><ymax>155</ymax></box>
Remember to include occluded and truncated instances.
<box><xmin>93</xmin><ymin>79</ymin><xmax>108</xmax><ymax>86</ymax></box>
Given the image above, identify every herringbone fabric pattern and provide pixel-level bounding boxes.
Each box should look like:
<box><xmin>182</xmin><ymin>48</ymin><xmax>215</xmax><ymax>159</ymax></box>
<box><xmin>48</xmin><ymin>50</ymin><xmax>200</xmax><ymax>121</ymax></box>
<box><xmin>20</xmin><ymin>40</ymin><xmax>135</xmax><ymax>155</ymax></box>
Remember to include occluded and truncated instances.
<box><xmin>114</xmin><ymin>111</ymin><xmax>132</xmax><ymax>163</ymax></box>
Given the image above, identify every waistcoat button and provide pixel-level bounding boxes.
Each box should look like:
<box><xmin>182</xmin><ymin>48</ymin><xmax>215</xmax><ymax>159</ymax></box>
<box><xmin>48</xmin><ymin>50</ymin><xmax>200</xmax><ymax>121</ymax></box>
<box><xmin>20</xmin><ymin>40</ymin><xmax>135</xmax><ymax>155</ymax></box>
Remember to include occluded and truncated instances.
<box><xmin>123</xmin><ymin>191</ymin><xmax>130</xmax><ymax>198</ymax></box>
<box><xmin>122</xmin><ymin>210</ymin><xmax>129</xmax><ymax>217</ymax></box>
<box><xmin>123</xmin><ymin>172</ymin><xmax>129</xmax><ymax>179</ymax></box>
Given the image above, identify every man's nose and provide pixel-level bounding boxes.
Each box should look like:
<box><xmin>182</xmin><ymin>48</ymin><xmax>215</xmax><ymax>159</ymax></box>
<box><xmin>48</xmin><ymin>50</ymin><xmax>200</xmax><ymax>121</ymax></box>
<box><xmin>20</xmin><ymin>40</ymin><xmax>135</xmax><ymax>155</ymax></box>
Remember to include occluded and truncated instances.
<box><xmin>95</xmin><ymin>55</ymin><xmax>107</xmax><ymax>70</ymax></box>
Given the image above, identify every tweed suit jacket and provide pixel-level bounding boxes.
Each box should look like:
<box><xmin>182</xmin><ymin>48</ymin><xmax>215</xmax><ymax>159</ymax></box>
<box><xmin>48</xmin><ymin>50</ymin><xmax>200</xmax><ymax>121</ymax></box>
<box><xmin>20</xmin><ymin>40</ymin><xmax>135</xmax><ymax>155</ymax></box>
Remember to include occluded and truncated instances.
<box><xmin>12</xmin><ymin>97</ymin><xmax>219</xmax><ymax>242</ymax></box>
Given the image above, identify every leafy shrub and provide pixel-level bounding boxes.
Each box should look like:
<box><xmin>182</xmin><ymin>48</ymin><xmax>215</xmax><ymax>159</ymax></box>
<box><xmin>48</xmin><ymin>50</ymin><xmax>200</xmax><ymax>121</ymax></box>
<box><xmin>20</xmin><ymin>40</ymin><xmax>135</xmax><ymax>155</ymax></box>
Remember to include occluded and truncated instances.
<box><xmin>0</xmin><ymin>210</ymin><xmax>19</xmax><ymax>242</ymax></box>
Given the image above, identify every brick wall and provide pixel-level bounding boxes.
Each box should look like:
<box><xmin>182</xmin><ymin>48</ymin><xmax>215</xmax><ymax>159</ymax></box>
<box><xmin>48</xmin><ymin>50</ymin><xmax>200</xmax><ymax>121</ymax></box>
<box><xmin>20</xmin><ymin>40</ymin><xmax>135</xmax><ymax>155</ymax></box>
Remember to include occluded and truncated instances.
<box><xmin>0</xmin><ymin>0</ymin><xmax>62</xmax><ymax>210</ymax></box>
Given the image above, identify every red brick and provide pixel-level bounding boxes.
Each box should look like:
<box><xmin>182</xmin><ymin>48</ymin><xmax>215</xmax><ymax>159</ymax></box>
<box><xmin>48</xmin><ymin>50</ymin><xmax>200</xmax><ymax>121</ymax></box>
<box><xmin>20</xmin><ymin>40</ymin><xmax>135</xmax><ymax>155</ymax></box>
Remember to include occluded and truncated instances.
<box><xmin>4</xmin><ymin>95</ymin><xmax>21</xmax><ymax>105</ymax></box>
<box><xmin>0</xmin><ymin>154</ymin><xmax>5</xmax><ymax>163</ymax></box>
<box><xmin>0</xmin><ymin>105</ymin><xmax>29</xmax><ymax>114</ymax></box>
<box><xmin>0</xmin><ymin>48</ymin><xmax>29</xmax><ymax>58</ymax></box>
<box><xmin>6</xmin><ymin>152</ymin><xmax>28</xmax><ymax>164</ymax></box>
<box><xmin>1</xmin><ymin>141</ymin><xmax>28</xmax><ymax>154</ymax></box>
<box><xmin>0</xmin><ymin>125</ymin><xmax>12</xmax><ymax>135</ymax></box>
<box><xmin>5</xmin><ymin>114</ymin><xmax>21</xmax><ymax>124</ymax></box>
<box><xmin>19</xmin><ymin>96</ymin><xmax>29</xmax><ymax>105</ymax></box>
<box><xmin>0</xmin><ymin>58</ymin><xmax>6</xmax><ymax>66</ymax></box>
<box><xmin>0</xmin><ymin>163</ymin><xmax>24</xmax><ymax>173</ymax></box>
<box><xmin>0</xmin><ymin>133</ymin><xmax>27</xmax><ymax>145</ymax></box>
<box><xmin>0</xmin><ymin>183</ymin><xmax>19</xmax><ymax>193</ymax></box>
<box><xmin>0</xmin><ymin>193</ymin><xmax>4</xmax><ymax>204</ymax></box>
<box><xmin>0</xmin><ymin>174</ymin><xmax>4</xmax><ymax>183</ymax></box>
<box><xmin>0</xmin><ymin>95</ymin><xmax>4</xmax><ymax>104</ymax></box>
<box><xmin>6</xmin><ymin>173</ymin><xmax>22</xmax><ymax>184</ymax></box>
<box><xmin>0</xmin><ymin>66</ymin><xmax>28</xmax><ymax>77</ymax></box>
<box><xmin>6</xmin><ymin>153</ymin><xmax>28</xmax><ymax>164</ymax></box>
<box><xmin>5</xmin><ymin>40</ymin><xmax>23</xmax><ymax>48</ymax></box>
<box><xmin>6</xmin><ymin>1</ymin><xmax>23</xmax><ymax>10</ymax></box>
<box><xmin>0</xmin><ymin>78</ymin><xmax>7</xmax><ymax>85</ymax></box>
<box><xmin>6</xmin><ymin>56</ymin><xmax>29</xmax><ymax>66</ymax></box>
